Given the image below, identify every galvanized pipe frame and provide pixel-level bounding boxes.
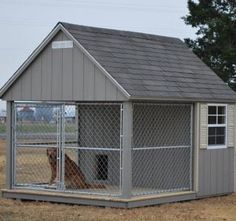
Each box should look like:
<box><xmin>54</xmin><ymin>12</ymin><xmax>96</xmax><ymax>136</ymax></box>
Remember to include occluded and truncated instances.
<box><xmin>132</xmin><ymin>145</ymin><xmax>191</xmax><ymax>151</ymax></box>
<box><xmin>12</xmin><ymin>101</ymin><xmax>124</xmax><ymax>197</ymax></box>
<box><xmin>132</xmin><ymin>102</ymin><xmax>193</xmax><ymax>106</ymax></box>
<box><xmin>15</xmin><ymin>145</ymin><xmax>121</xmax><ymax>151</ymax></box>
<box><xmin>12</xmin><ymin>103</ymin><xmax>17</xmax><ymax>187</ymax></box>
<box><xmin>119</xmin><ymin>103</ymin><xmax>124</xmax><ymax>197</ymax></box>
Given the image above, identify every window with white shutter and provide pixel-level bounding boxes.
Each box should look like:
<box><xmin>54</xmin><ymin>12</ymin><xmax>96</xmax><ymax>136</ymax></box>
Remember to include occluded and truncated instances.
<box><xmin>207</xmin><ymin>104</ymin><xmax>227</xmax><ymax>149</ymax></box>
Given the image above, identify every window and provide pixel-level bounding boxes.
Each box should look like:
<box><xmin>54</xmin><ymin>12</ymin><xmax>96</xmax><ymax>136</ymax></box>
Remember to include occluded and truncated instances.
<box><xmin>96</xmin><ymin>155</ymin><xmax>108</xmax><ymax>180</ymax></box>
<box><xmin>208</xmin><ymin>104</ymin><xmax>227</xmax><ymax>149</ymax></box>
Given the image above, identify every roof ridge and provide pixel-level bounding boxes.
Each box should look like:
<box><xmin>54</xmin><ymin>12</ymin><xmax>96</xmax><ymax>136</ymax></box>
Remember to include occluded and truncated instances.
<box><xmin>60</xmin><ymin>22</ymin><xmax>181</xmax><ymax>43</ymax></box>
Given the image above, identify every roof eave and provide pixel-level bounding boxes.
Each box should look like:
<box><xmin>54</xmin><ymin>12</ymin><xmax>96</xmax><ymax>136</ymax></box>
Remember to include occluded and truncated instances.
<box><xmin>129</xmin><ymin>95</ymin><xmax>236</xmax><ymax>103</ymax></box>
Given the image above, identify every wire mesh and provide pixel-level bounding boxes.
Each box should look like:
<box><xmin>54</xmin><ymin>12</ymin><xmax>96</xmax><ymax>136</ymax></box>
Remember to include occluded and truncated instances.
<box><xmin>132</xmin><ymin>103</ymin><xmax>192</xmax><ymax>196</ymax></box>
<box><xmin>15</xmin><ymin>103</ymin><xmax>60</xmax><ymax>145</ymax></box>
<box><xmin>77</xmin><ymin>104</ymin><xmax>121</xmax><ymax>148</ymax></box>
<box><xmin>63</xmin><ymin>148</ymin><xmax>121</xmax><ymax>195</ymax></box>
<box><xmin>14</xmin><ymin>103</ymin><xmax>61</xmax><ymax>189</ymax></box>
<box><xmin>15</xmin><ymin>146</ymin><xmax>56</xmax><ymax>188</ymax></box>
<box><xmin>64</xmin><ymin>104</ymin><xmax>121</xmax><ymax>195</ymax></box>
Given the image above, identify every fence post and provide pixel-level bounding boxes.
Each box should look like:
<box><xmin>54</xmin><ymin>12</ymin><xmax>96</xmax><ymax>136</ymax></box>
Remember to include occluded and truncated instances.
<box><xmin>60</xmin><ymin>104</ymin><xmax>65</xmax><ymax>190</ymax></box>
<box><xmin>6</xmin><ymin>101</ymin><xmax>13</xmax><ymax>189</ymax></box>
<box><xmin>75</xmin><ymin>104</ymin><xmax>81</xmax><ymax>166</ymax></box>
<box><xmin>121</xmin><ymin>101</ymin><xmax>133</xmax><ymax>198</ymax></box>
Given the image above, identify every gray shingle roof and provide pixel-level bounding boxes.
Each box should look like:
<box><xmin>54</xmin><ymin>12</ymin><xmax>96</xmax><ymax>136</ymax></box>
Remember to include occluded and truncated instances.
<box><xmin>62</xmin><ymin>22</ymin><xmax>235</xmax><ymax>102</ymax></box>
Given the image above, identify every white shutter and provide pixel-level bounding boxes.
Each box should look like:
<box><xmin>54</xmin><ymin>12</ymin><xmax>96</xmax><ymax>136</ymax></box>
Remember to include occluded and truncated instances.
<box><xmin>227</xmin><ymin>104</ymin><xmax>235</xmax><ymax>147</ymax></box>
<box><xmin>200</xmin><ymin>103</ymin><xmax>208</xmax><ymax>149</ymax></box>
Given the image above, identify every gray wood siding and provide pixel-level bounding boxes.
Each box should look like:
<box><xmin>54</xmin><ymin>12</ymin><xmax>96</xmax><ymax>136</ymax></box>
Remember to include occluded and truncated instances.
<box><xmin>2</xmin><ymin>31</ymin><xmax>126</xmax><ymax>101</ymax></box>
<box><xmin>41</xmin><ymin>44</ymin><xmax>52</xmax><ymax>100</ymax></box>
<box><xmin>52</xmin><ymin>32</ymin><xmax>63</xmax><ymax>100</ymax></box>
<box><xmin>197</xmin><ymin>148</ymin><xmax>234</xmax><ymax>197</ymax></box>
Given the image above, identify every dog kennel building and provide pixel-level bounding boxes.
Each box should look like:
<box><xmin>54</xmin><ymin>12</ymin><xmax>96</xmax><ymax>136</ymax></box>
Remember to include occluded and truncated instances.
<box><xmin>0</xmin><ymin>22</ymin><xmax>236</xmax><ymax>208</ymax></box>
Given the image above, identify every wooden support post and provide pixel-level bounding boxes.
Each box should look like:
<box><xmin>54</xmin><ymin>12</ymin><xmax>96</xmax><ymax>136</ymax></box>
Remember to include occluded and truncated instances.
<box><xmin>6</xmin><ymin>101</ymin><xmax>13</xmax><ymax>189</ymax></box>
<box><xmin>121</xmin><ymin>102</ymin><xmax>133</xmax><ymax>198</ymax></box>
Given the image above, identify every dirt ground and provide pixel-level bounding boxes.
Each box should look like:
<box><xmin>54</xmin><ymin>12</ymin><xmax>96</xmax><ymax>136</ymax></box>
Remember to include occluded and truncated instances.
<box><xmin>0</xmin><ymin>139</ymin><xmax>236</xmax><ymax>221</ymax></box>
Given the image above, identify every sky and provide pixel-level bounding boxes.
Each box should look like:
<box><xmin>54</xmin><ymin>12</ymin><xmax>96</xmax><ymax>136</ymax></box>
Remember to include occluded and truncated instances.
<box><xmin>0</xmin><ymin>0</ymin><xmax>196</xmax><ymax>110</ymax></box>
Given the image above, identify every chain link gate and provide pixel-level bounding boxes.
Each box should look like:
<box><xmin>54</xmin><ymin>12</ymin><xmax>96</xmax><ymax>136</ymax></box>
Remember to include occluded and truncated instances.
<box><xmin>132</xmin><ymin>103</ymin><xmax>193</xmax><ymax>196</ymax></box>
<box><xmin>12</xmin><ymin>102</ymin><xmax>122</xmax><ymax>196</ymax></box>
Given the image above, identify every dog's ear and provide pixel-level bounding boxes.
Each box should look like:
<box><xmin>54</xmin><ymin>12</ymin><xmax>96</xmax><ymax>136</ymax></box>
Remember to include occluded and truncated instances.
<box><xmin>46</xmin><ymin>149</ymin><xmax>49</xmax><ymax>156</ymax></box>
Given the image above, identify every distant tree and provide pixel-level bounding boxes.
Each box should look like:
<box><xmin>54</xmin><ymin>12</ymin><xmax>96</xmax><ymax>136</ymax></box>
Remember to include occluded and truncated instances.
<box><xmin>183</xmin><ymin>0</ymin><xmax>236</xmax><ymax>90</ymax></box>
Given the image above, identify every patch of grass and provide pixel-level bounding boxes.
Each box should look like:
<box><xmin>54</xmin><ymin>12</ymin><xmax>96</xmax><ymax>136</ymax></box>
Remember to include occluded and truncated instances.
<box><xmin>0</xmin><ymin>123</ymin><xmax>6</xmax><ymax>134</ymax></box>
<box><xmin>0</xmin><ymin>123</ymin><xmax>77</xmax><ymax>135</ymax></box>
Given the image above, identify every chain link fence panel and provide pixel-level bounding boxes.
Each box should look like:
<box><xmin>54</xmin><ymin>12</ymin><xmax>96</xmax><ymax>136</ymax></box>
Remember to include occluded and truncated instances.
<box><xmin>14</xmin><ymin>103</ymin><xmax>61</xmax><ymax>189</ymax></box>
<box><xmin>64</xmin><ymin>104</ymin><xmax>121</xmax><ymax>196</ymax></box>
<box><xmin>13</xmin><ymin>102</ymin><xmax>122</xmax><ymax>196</ymax></box>
<box><xmin>132</xmin><ymin>103</ymin><xmax>193</xmax><ymax>196</ymax></box>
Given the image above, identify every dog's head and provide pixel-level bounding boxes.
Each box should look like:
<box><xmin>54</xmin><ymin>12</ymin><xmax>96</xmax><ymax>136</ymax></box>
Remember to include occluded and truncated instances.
<box><xmin>46</xmin><ymin>148</ymin><xmax>57</xmax><ymax>160</ymax></box>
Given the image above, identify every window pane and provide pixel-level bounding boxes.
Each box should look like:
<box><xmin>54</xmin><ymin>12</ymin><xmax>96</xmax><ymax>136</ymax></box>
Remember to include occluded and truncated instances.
<box><xmin>208</xmin><ymin>105</ymin><xmax>226</xmax><ymax>147</ymax></box>
<box><xmin>208</xmin><ymin>127</ymin><xmax>216</xmax><ymax>136</ymax></box>
<box><xmin>208</xmin><ymin>126</ymin><xmax>225</xmax><ymax>146</ymax></box>
<box><xmin>218</xmin><ymin>106</ymin><xmax>225</xmax><ymax>114</ymax></box>
<box><xmin>208</xmin><ymin>116</ymin><xmax>216</xmax><ymax>124</ymax></box>
<box><xmin>218</xmin><ymin>116</ymin><xmax>225</xmax><ymax>124</ymax></box>
<box><xmin>208</xmin><ymin>106</ymin><xmax>216</xmax><ymax>114</ymax></box>
<box><xmin>208</xmin><ymin>136</ymin><xmax>216</xmax><ymax>145</ymax></box>
<box><xmin>216</xmin><ymin>136</ymin><xmax>225</xmax><ymax>145</ymax></box>
<box><xmin>216</xmin><ymin>127</ymin><xmax>225</xmax><ymax>136</ymax></box>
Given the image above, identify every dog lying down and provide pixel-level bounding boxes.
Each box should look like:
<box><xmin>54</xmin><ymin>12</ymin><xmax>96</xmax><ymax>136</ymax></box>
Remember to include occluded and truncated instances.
<box><xmin>46</xmin><ymin>148</ymin><xmax>105</xmax><ymax>189</ymax></box>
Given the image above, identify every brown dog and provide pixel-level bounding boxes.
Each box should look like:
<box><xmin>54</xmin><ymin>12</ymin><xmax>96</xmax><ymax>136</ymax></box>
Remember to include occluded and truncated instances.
<box><xmin>46</xmin><ymin>148</ymin><xmax>105</xmax><ymax>189</ymax></box>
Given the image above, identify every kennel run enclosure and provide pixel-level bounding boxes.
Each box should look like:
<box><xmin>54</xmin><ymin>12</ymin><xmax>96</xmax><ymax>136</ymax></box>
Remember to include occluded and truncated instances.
<box><xmin>12</xmin><ymin>102</ymin><xmax>193</xmax><ymax>197</ymax></box>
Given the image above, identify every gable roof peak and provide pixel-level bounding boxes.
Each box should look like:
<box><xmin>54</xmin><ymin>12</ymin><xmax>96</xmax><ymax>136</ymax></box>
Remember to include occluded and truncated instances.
<box><xmin>60</xmin><ymin>22</ymin><xmax>182</xmax><ymax>44</ymax></box>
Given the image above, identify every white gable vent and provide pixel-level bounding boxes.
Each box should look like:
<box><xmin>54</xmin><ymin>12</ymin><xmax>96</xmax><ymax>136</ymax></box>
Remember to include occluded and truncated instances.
<box><xmin>52</xmin><ymin>40</ymin><xmax>73</xmax><ymax>49</ymax></box>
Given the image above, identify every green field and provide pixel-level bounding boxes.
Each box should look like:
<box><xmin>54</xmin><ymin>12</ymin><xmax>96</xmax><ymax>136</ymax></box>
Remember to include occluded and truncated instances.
<box><xmin>0</xmin><ymin>122</ymin><xmax>76</xmax><ymax>134</ymax></box>
<box><xmin>0</xmin><ymin>123</ymin><xmax>6</xmax><ymax>133</ymax></box>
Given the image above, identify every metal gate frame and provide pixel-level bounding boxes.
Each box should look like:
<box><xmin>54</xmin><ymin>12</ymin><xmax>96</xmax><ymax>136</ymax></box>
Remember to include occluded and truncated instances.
<box><xmin>12</xmin><ymin>102</ymin><xmax>64</xmax><ymax>190</ymax></box>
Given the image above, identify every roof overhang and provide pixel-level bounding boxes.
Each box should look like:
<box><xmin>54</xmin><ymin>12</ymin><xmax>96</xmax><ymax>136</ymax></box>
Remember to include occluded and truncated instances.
<box><xmin>130</xmin><ymin>96</ymin><xmax>236</xmax><ymax>103</ymax></box>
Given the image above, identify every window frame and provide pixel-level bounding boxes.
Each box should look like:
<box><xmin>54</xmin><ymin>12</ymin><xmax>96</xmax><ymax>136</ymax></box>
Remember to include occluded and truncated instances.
<box><xmin>207</xmin><ymin>103</ymin><xmax>227</xmax><ymax>149</ymax></box>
